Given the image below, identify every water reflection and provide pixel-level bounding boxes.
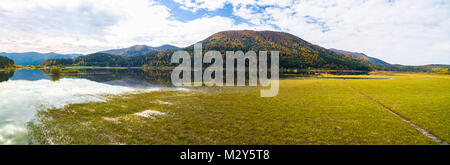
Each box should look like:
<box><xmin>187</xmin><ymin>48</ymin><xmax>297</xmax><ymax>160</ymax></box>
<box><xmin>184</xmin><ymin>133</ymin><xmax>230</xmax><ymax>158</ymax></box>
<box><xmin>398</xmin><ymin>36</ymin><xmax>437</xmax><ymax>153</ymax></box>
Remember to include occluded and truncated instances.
<box><xmin>0</xmin><ymin>70</ymin><xmax>15</xmax><ymax>82</ymax></box>
<box><xmin>10</xmin><ymin>69</ymin><xmax>50</xmax><ymax>81</ymax></box>
<box><xmin>0</xmin><ymin>68</ymin><xmax>369</xmax><ymax>144</ymax></box>
<box><xmin>40</xmin><ymin>68</ymin><xmax>173</xmax><ymax>87</ymax></box>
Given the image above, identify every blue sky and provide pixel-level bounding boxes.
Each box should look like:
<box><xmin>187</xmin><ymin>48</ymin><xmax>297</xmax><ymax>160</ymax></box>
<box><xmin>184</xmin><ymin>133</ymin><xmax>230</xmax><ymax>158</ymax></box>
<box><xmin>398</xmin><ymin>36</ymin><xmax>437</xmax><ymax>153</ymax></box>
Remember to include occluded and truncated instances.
<box><xmin>161</xmin><ymin>1</ymin><xmax>245</xmax><ymax>24</ymax></box>
<box><xmin>0</xmin><ymin>0</ymin><xmax>449</xmax><ymax>65</ymax></box>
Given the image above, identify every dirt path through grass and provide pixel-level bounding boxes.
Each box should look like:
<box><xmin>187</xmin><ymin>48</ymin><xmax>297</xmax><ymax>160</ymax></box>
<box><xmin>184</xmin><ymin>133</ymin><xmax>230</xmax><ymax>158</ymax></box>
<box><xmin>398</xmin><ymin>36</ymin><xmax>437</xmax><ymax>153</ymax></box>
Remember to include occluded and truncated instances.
<box><xmin>342</xmin><ymin>79</ymin><xmax>448</xmax><ymax>145</ymax></box>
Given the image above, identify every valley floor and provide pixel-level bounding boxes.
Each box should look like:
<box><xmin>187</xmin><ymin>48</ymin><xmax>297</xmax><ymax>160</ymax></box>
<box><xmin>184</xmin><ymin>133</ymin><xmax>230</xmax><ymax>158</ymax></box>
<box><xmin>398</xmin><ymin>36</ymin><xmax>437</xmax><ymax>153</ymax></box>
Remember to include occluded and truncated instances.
<box><xmin>28</xmin><ymin>72</ymin><xmax>449</xmax><ymax>145</ymax></box>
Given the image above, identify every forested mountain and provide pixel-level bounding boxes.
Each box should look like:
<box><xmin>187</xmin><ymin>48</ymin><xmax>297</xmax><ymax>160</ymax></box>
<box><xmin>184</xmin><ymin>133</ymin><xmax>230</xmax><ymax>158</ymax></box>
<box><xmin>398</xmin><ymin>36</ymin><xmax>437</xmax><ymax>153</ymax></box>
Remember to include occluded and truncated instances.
<box><xmin>98</xmin><ymin>44</ymin><xmax>178</xmax><ymax>57</ymax></box>
<box><xmin>41</xmin><ymin>30</ymin><xmax>378</xmax><ymax>71</ymax></box>
<box><xmin>185</xmin><ymin>30</ymin><xmax>372</xmax><ymax>70</ymax></box>
<box><xmin>41</xmin><ymin>53</ymin><xmax>126</xmax><ymax>67</ymax></box>
<box><xmin>0</xmin><ymin>52</ymin><xmax>82</xmax><ymax>65</ymax></box>
<box><xmin>389</xmin><ymin>64</ymin><xmax>450</xmax><ymax>72</ymax></box>
<box><xmin>0</xmin><ymin>56</ymin><xmax>15</xmax><ymax>68</ymax></box>
<box><xmin>154</xmin><ymin>44</ymin><xmax>179</xmax><ymax>50</ymax></box>
<box><xmin>40</xmin><ymin>52</ymin><xmax>171</xmax><ymax>67</ymax></box>
<box><xmin>329</xmin><ymin>48</ymin><xmax>390</xmax><ymax>66</ymax></box>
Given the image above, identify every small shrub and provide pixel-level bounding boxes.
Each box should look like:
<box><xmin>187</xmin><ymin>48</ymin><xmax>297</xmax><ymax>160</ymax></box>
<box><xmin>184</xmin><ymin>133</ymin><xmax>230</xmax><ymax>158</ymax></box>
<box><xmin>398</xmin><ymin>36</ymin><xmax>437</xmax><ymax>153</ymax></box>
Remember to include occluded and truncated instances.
<box><xmin>49</xmin><ymin>66</ymin><xmax>62</xmax><ymax>75</ymax></box>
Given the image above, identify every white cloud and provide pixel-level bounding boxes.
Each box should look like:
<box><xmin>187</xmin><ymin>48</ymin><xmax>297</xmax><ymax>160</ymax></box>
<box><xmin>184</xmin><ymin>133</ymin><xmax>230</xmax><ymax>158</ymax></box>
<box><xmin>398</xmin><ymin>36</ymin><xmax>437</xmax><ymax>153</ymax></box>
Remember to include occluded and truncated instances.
<box><xmin>0</xmin><ymin>0</ymin><xmax>257</xmax><ymax>54</ymax></box>
<box><xmin>265</xmin><ymin>0</ymin><xmax>450</xmax><ymax>65</ymax></box>
<box><xmin>174</xmin><ymin>0</ymin><xmax>450</xmax><ymax>65</ymax></box>
<box><xmin>173</xmin><ymin>0</ymin><xmax>228</xmax><ymax>12</ymax></box>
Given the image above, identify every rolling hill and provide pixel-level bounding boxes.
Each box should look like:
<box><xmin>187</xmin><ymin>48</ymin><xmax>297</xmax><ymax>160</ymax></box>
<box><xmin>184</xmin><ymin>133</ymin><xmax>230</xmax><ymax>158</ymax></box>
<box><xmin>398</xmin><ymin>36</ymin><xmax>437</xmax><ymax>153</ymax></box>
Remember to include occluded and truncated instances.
<box><xmin>329</xmin><ymin>48</ymin><xmax>390</xmax><ymax>66</ymax></box>
<box><xmin>98</xmin><ymin>44</ymin><xmax>178</xmax><ymax>57</ymax></box>
<box><xmin>184</xmin><ymin>30</ymin><xmax>373</xmax><ymax>70</ymax></box>
<box><xmin>0</xmin><ymin>52</ymin><xmax>82</xmax><ymax>65</ymax></box>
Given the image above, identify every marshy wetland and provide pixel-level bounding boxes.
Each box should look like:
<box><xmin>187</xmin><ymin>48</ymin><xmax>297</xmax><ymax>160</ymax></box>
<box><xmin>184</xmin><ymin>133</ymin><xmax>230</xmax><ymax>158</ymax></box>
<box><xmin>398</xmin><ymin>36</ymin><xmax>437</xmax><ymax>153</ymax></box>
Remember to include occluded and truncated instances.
<box><xmin>0</xmin><ymin>69</ymin><xmax>448</xmax><ymax>144</ymax></box>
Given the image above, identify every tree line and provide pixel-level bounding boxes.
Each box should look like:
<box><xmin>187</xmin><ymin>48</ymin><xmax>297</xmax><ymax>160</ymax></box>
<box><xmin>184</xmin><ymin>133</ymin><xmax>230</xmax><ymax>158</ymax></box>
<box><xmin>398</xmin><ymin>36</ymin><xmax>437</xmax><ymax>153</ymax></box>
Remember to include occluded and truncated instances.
<box><xmin>0</xmin><ymin>56</ymin><xmax>15</xmax><ymax>68</ymax></box>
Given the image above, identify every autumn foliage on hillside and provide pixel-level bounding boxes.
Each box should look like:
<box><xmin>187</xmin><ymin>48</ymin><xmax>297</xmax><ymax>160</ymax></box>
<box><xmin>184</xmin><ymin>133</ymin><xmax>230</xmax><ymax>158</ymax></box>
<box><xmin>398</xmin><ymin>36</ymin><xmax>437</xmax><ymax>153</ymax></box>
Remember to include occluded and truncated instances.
<box><xmin>186</xmin><ymin>30</ymin><xmax>372</xmax><ymax>70</ymax></box>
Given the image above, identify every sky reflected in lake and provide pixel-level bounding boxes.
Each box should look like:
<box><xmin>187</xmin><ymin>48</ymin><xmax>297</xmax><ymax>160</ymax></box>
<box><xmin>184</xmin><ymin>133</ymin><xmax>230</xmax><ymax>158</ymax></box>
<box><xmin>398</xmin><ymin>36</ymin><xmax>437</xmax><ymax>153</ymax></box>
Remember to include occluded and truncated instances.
<box><xmin>0</xmin><ymin>69</ymin><xmax>174</xmax><ymax>144</ymax></box>
<box><xmin>0</xmin><ymin>68</ymin><xmax>366</xmax><ymax>144</ymax></box>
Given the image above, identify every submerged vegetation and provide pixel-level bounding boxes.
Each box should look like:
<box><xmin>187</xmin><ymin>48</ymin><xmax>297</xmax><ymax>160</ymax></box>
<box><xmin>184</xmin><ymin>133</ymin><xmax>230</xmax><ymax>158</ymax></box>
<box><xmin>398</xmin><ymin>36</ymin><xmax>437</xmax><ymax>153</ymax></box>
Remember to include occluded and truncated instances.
<box><xmin>48</xmin><ymin>66</ymin><xmax>63</xmax><ymax>75</ymax></box>
<box><xmin>46</xmin><ymin>66</ymin><xmax>80</xmax><ymax>76</ymax></box>
<box><xmin>27</xmin><ymin>72</ymin><xmax>449</xmax><ymax>145</ymax></box>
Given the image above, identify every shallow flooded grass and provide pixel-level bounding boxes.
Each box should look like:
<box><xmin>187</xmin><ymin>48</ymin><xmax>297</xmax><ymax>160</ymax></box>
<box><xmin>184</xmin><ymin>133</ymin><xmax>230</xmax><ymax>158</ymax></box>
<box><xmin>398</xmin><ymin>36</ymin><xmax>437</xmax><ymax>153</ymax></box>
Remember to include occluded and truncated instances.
<box><xmin>27</xmin><ymin>72</ymin><xmax>448</xmax><ymax>145</ymax></box>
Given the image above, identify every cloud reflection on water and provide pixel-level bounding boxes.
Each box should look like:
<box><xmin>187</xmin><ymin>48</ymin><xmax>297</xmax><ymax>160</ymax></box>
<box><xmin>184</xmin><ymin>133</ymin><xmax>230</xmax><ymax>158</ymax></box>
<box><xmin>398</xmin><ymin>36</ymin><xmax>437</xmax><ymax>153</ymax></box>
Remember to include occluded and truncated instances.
<box><xmin>0</xmin><ymin>78</ymin><xmax>160</xmax><ymax>144</ymax></box>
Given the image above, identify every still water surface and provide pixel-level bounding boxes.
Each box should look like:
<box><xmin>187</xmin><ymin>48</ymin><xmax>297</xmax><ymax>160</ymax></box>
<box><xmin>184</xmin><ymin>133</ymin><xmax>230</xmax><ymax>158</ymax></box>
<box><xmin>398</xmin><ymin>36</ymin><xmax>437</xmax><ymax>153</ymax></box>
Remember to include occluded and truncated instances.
<box><xmin>0</xmin><ymin>69</ymin><xmax>174</xmax><ymax>144</ymax></box>
<box><xmin>0</xmin><ymin>69</ymin><xmax>368</xmax><ymax>144</ymax></box>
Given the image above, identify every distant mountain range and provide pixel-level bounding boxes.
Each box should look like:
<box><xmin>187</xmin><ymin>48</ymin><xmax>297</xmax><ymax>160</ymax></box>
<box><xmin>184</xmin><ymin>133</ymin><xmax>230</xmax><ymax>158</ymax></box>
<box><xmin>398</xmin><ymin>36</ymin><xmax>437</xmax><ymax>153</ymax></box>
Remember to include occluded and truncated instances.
<box><xmin>98</xmin><ymin>44</ymin><xmax>178</xmax><ymax>57</ymax></box>
<box><xmin>41</xmin><ymin>30</ymin><xmax>375</xmax><ymax>71</ymax></box>
<box><xmin>329</xmin><ymin>48</ymin><xmax>390</xmax><ymax>66</ymax></box>
<box><xmin>0</xmin><ymin>52</ymin><xmax>83</xmax><ymax>65</ymax></box>
<box><xmin>10</xmin><ymin>30</ymin><xmax>447</xmax><ymax>72</ymax></box>
<box><xmin>0</xmin><ymin>44</ymin><xmax>179</xmax><ymax>65</ymax></box>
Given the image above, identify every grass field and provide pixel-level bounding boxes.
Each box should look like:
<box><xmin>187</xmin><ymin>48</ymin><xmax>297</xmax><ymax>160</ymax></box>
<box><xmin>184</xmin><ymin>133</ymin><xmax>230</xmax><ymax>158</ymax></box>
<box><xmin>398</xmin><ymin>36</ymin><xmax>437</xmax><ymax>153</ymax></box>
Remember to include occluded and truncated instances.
<box><xmin>345</xmin><ymin>73</ymin><xmax>450</xmax><ymax>143</ymax></box>
<box><xmin>28</xmin><ymin>72</ymin><xmax>449</xmax><ymax>145</ymax></box>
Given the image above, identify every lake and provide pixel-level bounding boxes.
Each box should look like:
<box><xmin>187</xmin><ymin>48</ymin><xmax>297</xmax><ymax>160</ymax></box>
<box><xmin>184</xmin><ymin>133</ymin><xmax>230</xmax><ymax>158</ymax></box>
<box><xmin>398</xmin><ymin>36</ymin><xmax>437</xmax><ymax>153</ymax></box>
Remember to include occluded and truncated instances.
<box><xmin>0</xmin><ymin>69</ymin><xmax>176</xmax><ymax>144</ymax></box>
<box><xmin>0</xmin><ymin>68</ymin><xmax>369</xmax><ymax>144</ymax></box>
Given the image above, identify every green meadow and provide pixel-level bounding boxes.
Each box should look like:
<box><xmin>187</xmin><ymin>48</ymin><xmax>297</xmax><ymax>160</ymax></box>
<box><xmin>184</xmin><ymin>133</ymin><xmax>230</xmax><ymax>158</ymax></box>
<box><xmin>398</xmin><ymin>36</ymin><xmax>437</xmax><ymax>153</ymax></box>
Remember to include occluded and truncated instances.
<box><xmin>28</xmin><ymin>72</ymin><xmax>449</xmax><ymax>145</ymax></box>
